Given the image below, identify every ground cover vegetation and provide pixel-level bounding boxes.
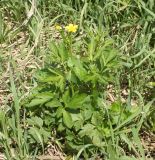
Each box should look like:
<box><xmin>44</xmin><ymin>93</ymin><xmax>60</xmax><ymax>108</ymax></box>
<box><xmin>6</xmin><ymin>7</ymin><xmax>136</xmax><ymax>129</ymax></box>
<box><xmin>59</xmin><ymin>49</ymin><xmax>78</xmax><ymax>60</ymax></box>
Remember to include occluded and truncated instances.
<box><xmin>0</xmin><ymin>0</ymin><xmax>155</xmax><ymax>159</ymax></box>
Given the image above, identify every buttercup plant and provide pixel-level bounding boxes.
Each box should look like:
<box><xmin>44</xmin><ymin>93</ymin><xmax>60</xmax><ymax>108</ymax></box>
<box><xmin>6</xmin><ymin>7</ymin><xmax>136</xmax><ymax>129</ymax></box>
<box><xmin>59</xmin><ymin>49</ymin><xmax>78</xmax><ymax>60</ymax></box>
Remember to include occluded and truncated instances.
<box><xmin>65</xmin><ymin>24</ymin><xmax>78</xmax><ymax>33</ymax></box>
<box><xmin>55</xmin><ymin>23</ymin><xmax>78</xmax><ymax>33</ymax></box>
<box><xmin>25</xmin><ymin>26</ymin><xmax>124</xmax><ymax>157</ymax></box>
<box><xmin>54</xmin><ymin>23</ymin><xmax>79</xmax><ymax>53</ymax></box>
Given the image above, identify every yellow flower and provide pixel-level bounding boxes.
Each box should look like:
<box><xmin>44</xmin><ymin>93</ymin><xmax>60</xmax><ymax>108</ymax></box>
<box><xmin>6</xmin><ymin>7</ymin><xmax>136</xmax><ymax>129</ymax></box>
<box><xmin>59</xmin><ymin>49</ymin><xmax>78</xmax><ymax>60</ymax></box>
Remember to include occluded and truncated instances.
<box><xmin>65</xmin><ymin>24</ymin><xmax>78</xmax><ymax>33</ymax></box>
<box><xmin>55</xmin><ymin>25</ymin><xmax>62</xmax><ymax>30</ymax></box>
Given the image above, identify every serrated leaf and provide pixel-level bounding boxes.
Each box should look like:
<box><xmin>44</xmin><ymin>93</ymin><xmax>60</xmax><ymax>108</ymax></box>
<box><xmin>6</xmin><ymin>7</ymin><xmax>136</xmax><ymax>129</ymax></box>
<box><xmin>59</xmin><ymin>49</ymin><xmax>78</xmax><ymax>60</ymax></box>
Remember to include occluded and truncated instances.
<box><xmin>74</xmin><ymin>66</ymin><xmax>87</xmax><ymax>81</ymax></box>
<box><xmin>32</xmin><ymin>116</ymin><xmax>43</xmax><ymax>127</ymax></box>
<box><xmin>78</xmin><ymin>124</ymin><xmax>95</xmax><ymax>137</ymax></box>
<box><xmin>27</xmin><ymin>116</ymin><xmax>43</xmax><ymax>127</ymax></box>
<box><xmin>40</xmin><ymin>128</ymin><xmax>51</xmax><ymax>143</ymax></box>
<box><xmin>27</xmin><ymin>98</ymin><xmax>49</xmax><ymax>107</ymax></box>
<box><xmin>27</xmin><ymin>92</ymin><xmax>53</xmax><ymax>107</ymax></box>
<box><xmin>63</xmin><ymin>110</ymin><xmax>73</xmax><ymax>129</ymax></box>
<box><xmin>67</xmin><ymin>93</ymin><xmax>87</xmax><ymax>109</ymax></box>
<box><xmin>91</xmin><ymin>129</ymin><xmax>102</xmax><ymax>146</ymax></box>
<box><xmin>35</xmin><ymin>70</ymin><xmax>62</xmax><ymax>83</ymax></box>
<box><xmin>58</xmin><ymin>42</ymin><xmax>68</xmax><ymax>61</ymax></box>
<box><xmin>91</xmin><ymin>112</ymin><xmax>103</xmax><ymax>125</ymax></box>
<box><xmin>45</xmin><ymin>100</ymin><xmax>61</xmax><ymax>108</ymax></box>
<box><xmin>28</xmin><ymin>127</ymin><xmax>44</xmax><ymax>151</ymax></box>
<box><xmin>68</xmin><ymin>57</ymin><xmax>87</xmax><ymax>81</ymax></box>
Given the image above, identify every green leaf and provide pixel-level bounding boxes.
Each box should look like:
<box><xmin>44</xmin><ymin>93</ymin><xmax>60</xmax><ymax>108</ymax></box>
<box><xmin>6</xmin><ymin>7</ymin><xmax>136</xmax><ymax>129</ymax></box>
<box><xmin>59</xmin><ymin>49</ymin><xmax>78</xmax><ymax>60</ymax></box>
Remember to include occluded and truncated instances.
<box><xmin>62</xmin><ymin>90</ymin><xmax>70</xmax><ymax>105</ymax></box>
<box><xmin>71</xmin><ymin>113</ymin><xmax>84</xmax><ymax>131</ymax></box>
<box><xmin>66</xmin><ymin>70</ymin><xmax>77</xmax><ymax>83</ymax></box>
<box><xmin>36</xmin><ymin>92</ymin><xmax>53</xmax><ymax>99</ymax></box>
<box><xmin>79</xmin><ymin>124</ymin><xmax>95</xmax><ymax>137</ymax></box>
<box><xmin>74</xmin><ymin>66</ymin><xmax>87</xmax><ymax>81</ymax></box>
<box><xmin>91</xmin><ymin>129</ymin><xmax>103</xmax><ymax>147</ymax></box>
<box><xmin>67</xmin><ymin>57</ymin><xmax>87</xmax><ymax>81</ymax></box>
<box><xmin>49</xmin><ymin>41</ymin><xmax>58</xmax><ymax>56</ymax></box>
<box><xmin>27</xmin><ymin>98</ymin><xmax>49</xmax><ymax>107</ymax></box>
<box><xmin>35</xmin><ymin>70</ymin><xmax>62</xmax><ymax>83</ymax></box>
<box><xmin>58</xmin><ymin>42</ymin><xmax>68</xmax><ymax>61</ymax></box>
<box><xmin>57</xmin><ymin>123</ymin><xmax>65</xmax><ymax>132</ymax></box>
<box><xmin>40</xmin><ymin>128</ymin><xmax>51</xmax><ymax>143</ymax></box>
<box><xmin>83</xmin><ymin>108</ymin><xmax>93</xmax><ymax>120</ymax></box>
<box><xmin>45</xmin><ymin>99</ymin><xmax>61</xmax><ymax>108</ymax></box>
<box><xmin>91</xmin><ymin>112</ymin><xmax>103</xmax><ymax>126</ymax></box>
<box><xmin>29</xmin><ymin>127</ymin><xmax>44</xmax><ymax>151</ymax></box>
<box><xmin>63</xmin><ymin>110</ymin><xmax>73</xmax><ymax>129</ymax></box>
<box><xmin>27</xmin><ymin>92</ymin><xmax>53</xmax><ymax>107</ymax></box>
<box><xmin>58</xmin><ymin>77</ymin><xmax>65</xmax><ymax>92</ymax></box>
<box><xmin>110</xmin><ymin>101</ymin><xmax>121</xmax><ymax>112</ymax></box>
<box><xmin>27</xmin><ymin>116</ymin><xmax>43</xmax><ymax>127</ymax></box>
<box><xmin>32</xmin><ymin>117</ymin><xmax>43</xmax><ymax>127</ymax></box>
<box><xmin>56</xmin><ymin>106</ymin><xmax>64</xmax><ymax>118</ymax></box>
<box><xmin>67</xmin><ymin>93</ymin><xmax>88</xmax><ymax>109</ymax></box>
<box><xmin>74</xmin><ymin>120</ymin><xmax>83</xmax><ymax>131</ymax></box>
